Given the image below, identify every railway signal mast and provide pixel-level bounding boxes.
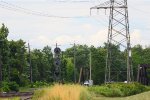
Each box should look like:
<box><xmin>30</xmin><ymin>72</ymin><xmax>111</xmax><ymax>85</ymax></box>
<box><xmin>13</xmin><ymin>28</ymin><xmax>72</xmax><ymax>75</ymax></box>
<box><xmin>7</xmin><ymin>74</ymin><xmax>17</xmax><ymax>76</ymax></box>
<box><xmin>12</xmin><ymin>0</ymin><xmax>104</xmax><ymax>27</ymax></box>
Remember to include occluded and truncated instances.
<box><xmin>54</xmin><ymin>43</ymin><xmax>61</xmax><ymax>82</ymax></box>
<box><xmin>91</xmin><ymin>0</ymin><xmax>133</xmax><ymax>83</ymax></box>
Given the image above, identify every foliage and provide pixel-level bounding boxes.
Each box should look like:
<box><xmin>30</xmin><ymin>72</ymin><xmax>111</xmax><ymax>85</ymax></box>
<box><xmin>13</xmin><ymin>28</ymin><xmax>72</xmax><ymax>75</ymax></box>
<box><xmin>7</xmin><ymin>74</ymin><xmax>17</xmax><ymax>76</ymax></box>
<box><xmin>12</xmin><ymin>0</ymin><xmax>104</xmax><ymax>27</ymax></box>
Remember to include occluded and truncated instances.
<box><xmin>32</xmin><ymin>89</ymin><xmax>46</xmax><ymax>99</ymax></box>
<box><xmin>30</xmin><ymin>81</ymin><xmax>50</xmax><ymax>88</ymax></box>
<box><xmin>91</xmin><ymin>91</ymin><xmax>150</xmax><ymax>100</ymax></box>
<box><xmin>0</xmin><ymin>24</ymin><xmax>9</xmax><ymax>82</ymax></box>
<box><xmin>0</xmin><ymin>81</ymin><xmax>19</xmax><ymax>92</ymax></box>
<box><xmin>1</xmin><ymin>24</ymin><xmax>150</xmax><ymax>87</ymax></box>
<box><xmin>9</xmin><ymin>81</ymin><xmax>19</xmax><ymax>92</ymax></box>
<box><xmin>0</xmin><ymin>81</ymin><xmax>10</xmax><ymax>92</ymax></box>
<box><xmin>32</xmin><ymin>84</ymin><xmax>91</xmax><ymax>100</ymax></box>
<box><xmin>88</xmin><ymin>82</ymin><xmax>150</xmax><ymax>97</ymax></box>
<box><xmin>30</xmin><ymin>46</ymin><xmax>54</xmax><ymax>82</ymax></box>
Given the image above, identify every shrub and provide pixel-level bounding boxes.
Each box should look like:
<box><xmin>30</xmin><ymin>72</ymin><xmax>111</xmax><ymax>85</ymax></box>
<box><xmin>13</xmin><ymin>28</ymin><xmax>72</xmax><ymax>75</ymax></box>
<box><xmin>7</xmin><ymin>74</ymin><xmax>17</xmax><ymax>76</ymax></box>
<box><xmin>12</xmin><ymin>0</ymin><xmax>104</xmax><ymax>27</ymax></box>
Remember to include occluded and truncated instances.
<box><xmin>1</xmin><ymin>81</ymin><xmax>10</xmax><ymax>92</ymax></box>
<box><xmin>88</xmin><ymin>82</ymin><xmax>150</xmax><ymax>97</ymax></box>
<box><xmin>80</xmin><ymin>89</ymin><xmax>91</xmax><ymax>100</ymax></box>
<box><xmin>32</xmin><ymin>89</ymin><xmax>46</xmax><ymax>99</ymax></box>
<box><xmin>1</xmin><ymin>81</ymin><xmax>19</xmax><ymax>92</ymax></box>
<box><xmin>30</xmin><ymin>81</ymin><xmax>50</xmax><ymax>88</ymax></box>
<box><xmin>9</xmin><ymin>81</ymin><xmax>19</xmax><ymax>92</ymax></box>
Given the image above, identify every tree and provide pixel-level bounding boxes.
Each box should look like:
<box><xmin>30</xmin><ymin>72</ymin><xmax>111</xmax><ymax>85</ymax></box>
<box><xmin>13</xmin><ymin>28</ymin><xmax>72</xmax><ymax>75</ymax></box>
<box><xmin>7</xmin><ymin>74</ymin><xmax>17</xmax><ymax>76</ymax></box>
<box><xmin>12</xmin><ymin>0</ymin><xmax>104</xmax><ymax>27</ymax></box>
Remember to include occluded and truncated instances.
<box><xmin>9</xmin><ymin>39</ymin><xmax>28</xmax><ymax>86</ymax></box>
<box><xmin>42</xmin><ymin>46</ymin><xmax>53</xmax><ymax>82</ymax></box>
<box><xmin>30</xmin><ymin>46</ymin><xmax>54</xmax><ymax>82</ymax></box>
<box><xmin>0</xmin><ymin>24</ymin><xmax>9</xmax><ymax>83</ymax></box>
<box><xmin>131</xmin><ymin>45</ymin><xmax>143</xmax><ymax>79</ymax></box>
<box><xmin>90</xmin><ymin>46</ymin><xmax>106</xmax><ymax>84</ymax></box>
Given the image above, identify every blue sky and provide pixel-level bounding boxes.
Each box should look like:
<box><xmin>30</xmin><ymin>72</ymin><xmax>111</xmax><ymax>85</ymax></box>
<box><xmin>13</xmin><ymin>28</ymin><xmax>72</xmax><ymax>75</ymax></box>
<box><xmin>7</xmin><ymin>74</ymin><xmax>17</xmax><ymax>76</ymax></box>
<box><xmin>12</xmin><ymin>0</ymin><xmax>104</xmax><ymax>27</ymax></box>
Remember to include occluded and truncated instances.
<box><xmin>0</xmin><ymin>0</ymin><xmax>150</xmax><ymax>50</ymax></box>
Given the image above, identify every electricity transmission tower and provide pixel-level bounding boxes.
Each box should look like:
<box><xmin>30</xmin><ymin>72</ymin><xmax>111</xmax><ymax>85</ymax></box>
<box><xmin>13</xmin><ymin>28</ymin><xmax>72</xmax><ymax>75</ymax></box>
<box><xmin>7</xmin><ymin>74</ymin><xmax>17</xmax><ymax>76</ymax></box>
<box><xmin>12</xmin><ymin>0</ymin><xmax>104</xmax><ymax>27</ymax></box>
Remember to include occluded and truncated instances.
<box><xmin>91</xmin><ymin>0</ymin><xmax>133</xmax><ymax>83</ymax></box>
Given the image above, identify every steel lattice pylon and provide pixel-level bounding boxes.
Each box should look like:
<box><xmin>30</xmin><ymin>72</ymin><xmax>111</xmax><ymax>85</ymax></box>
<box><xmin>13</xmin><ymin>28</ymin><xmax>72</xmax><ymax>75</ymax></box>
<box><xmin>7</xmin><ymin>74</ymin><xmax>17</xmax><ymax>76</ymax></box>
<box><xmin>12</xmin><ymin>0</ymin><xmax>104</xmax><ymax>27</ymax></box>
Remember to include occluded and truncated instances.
<box><xmin>91</xmin><ymin>0</ymin><xmax>133</xmax><ymax>83</ymax></box>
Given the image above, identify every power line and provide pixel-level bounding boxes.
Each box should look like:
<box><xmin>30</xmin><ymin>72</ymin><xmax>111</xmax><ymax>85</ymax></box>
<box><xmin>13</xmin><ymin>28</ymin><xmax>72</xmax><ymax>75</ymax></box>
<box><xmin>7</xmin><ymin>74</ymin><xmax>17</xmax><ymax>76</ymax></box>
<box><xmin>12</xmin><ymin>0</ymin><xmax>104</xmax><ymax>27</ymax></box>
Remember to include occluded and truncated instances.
<box><xmin>0</xmin><ymin>0</ymin><xmax>111</xmax><ymax>27</ymax></box>
<box><xmin>48</xmin><ymin>0</ymin><xmax>101</xmax><ymax>3</ymax></box>
<box><xmin>0</xmin><ymin>1</ymin><xmax>90</xmax><ymax>19</ymax></box>
<box><xmin>129</xmin><ymin>4</ymin><xmax>150</xmax><ymax>14</ymax></box>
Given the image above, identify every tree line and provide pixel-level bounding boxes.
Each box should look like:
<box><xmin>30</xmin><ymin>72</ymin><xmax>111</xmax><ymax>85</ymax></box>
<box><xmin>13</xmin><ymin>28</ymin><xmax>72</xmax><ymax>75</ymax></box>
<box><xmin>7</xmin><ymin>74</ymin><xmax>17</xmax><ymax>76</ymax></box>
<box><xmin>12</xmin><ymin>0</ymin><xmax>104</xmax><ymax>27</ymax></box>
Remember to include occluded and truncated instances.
<box><xmin>0</xmin><ymin>24</ymin><xmax>150</xmax><ymax>87</ymax></box>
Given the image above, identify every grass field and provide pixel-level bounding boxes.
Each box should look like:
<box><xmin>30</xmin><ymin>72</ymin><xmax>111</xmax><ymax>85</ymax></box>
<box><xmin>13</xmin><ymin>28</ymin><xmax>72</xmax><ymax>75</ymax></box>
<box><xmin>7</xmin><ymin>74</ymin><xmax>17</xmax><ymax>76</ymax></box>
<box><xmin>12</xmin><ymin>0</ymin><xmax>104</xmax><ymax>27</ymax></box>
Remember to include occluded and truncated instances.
<box><xmin>32</xmin><ymin>84</ymin><xmax>150</xmax><ymax>100</ymax></box>
<box><xmin>1</xmin><ymin>91</ymin><xmax>150</xmax><ymax>100</ymax></box>
<box><xmin>0</xmin><ymin>97</ymin><xmax>20</xmax><ymax>100</ymax></box>
<box><xmin>93</xmin><ymin>91</ymin><xmax>150</xmax><ymax>100</ymax></box>
<box><xmin>1</xmin><ymin>84</ymin><xmax>150</xmax><ymax>100</ymax></box>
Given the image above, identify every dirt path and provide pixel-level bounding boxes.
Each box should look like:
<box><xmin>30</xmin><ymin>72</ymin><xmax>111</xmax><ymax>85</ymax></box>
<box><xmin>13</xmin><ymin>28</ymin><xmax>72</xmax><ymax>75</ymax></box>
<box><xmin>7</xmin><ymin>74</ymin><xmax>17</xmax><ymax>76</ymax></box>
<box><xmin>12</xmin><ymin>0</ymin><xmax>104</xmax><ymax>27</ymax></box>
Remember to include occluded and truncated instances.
<box><xmin>20</xmin><ymin>95</ymin><xmax>33</xmax><ymax>100</ymax></box>
<box><xmin>0</xmin><ymin>92</ymin><xmax>33</xmax><ymax>100</ymax></box>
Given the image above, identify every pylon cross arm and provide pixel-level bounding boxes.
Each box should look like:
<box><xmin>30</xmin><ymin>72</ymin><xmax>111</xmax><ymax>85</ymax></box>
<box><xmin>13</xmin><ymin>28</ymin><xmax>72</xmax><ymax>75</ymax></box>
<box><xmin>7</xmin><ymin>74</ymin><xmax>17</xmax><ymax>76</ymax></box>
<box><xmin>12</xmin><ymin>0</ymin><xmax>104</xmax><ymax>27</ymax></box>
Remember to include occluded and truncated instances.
<box><xmin>91</xmin><ymin>6</ymin><xmax>127</xmax><ymax>10</ymax></box>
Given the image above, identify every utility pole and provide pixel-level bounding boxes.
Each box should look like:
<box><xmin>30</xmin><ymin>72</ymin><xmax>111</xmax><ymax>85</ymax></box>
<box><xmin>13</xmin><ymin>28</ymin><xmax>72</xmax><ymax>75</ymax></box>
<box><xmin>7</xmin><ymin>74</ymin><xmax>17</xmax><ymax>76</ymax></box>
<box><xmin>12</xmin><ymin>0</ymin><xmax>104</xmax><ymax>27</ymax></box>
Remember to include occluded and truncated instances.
<box><xmin>73</xmin><ymin>43</ymin><xmax>76</xmax><ymax>83</ymax></box>
<box><xmin>89</xmin><ymin>50</ymin><xmax>92</xmax><ymax>80</ymax></box>
<box><xmin>71</xmin><ymin>43</ymin><xmax>76</xmax><ymax>83</ymax></box>
<box><xmin>91</xmin><ymin>0</ymin><xmax>132</xmax><ymax>83</ymax></box>
<box><xmin>0</xmin><ymin>39</ymin><xmax>4</xmax><ymax>83</ymax></box>
<box><xmin>89</xmin><ymin>49</ymin><xmax>93</xmax><ymax>86</ymax></box>
<box><xmin>28</xmin><ymin>43</ymin><xmax>32</xmax><ymax>83</ymax></box>
<box><xmin>0</xmin><ymin>55</ymin><xmax>2</xmax><ymax>83</ymax></box>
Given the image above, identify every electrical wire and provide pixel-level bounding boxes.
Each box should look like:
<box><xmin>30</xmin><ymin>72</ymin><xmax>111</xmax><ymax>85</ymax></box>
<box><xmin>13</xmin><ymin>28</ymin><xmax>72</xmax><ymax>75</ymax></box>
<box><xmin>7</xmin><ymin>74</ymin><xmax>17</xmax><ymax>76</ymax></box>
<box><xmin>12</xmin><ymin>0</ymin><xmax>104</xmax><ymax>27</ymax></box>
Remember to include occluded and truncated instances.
<box><xmin>129</xmin><ymin>4</ymin><xmax>150</xmax><ymax>14</ymax></box>
<box><xmin>0</xmin><ymin>1</ymin><xmax>90</xmax><ymax>19</ymax></box>
<box><xmin>48</xmin><ymin>0</ymin><xmax>101</xmax><ymax>3</ymax></box>
<box><xmin>1</xmin><ymin>0</ymin><xmax>146</xmax><ymax>31</ymax></box>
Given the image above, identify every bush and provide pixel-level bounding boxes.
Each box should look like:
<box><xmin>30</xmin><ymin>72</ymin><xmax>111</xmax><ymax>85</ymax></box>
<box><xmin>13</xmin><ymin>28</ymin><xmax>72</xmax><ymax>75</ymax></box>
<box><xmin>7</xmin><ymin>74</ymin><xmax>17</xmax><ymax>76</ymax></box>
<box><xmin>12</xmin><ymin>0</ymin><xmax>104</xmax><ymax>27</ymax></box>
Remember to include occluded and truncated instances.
<box><xmin>30</xmin><ymin>81</ymin><xmax>50</xmax><ymax>88</ymax></box>
<box><xmin>32</xmin><ymin>89</ymin><xmax>46</xmax><ymax>99</ymax></box>
<box><xmin>1</xmin><ymin>81</ymin><xmax>19</xmax><ymax>92</ymax></box>
<box><xmin>9</xmin><ymin>81</ymin><xmax>19</xmax><ymax>92</ymax></box>
<box><xmin>88</xmin><ymin>82</ymin><xmax>150</xmax><ymax>97</ymax></box>
<box><xmin>80</xmin><ymin>89</ymin><xmax>91</xmax><ymax>100</ymax></box>
<box><xmin>1</xmin><ymin>81</ymin><xmax>10</xmax><ymax>92</ymax></box>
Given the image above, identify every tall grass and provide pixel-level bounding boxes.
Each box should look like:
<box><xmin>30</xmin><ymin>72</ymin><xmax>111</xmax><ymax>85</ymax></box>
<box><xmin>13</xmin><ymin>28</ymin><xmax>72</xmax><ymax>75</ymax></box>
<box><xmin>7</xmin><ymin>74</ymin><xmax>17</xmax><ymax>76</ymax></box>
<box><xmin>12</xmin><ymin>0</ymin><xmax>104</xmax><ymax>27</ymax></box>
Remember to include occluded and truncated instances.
<box><xmin>32</xmin><ymin>84</ymin><xmax>91</xmax><ymax>100</ymax></box>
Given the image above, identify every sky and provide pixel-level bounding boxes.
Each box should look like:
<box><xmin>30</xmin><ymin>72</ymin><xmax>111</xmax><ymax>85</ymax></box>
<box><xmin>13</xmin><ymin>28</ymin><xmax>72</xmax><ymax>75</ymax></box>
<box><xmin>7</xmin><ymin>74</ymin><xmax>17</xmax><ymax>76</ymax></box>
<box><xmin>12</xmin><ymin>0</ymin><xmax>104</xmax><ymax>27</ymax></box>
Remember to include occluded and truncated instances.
<box><xmin>0</xmin><ymin>0</ymin><xmax>150</xmax><ymax>50</ymax></box>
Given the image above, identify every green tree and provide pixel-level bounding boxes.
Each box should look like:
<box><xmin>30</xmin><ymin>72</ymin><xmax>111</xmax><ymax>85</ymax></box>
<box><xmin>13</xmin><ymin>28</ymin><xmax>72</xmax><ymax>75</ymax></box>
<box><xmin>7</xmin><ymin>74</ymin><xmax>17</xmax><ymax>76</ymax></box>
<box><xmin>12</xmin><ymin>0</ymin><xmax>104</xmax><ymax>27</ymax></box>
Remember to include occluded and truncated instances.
<box><xmin>30</xmin><ymin>46</ymin><xmax>54</xmax><ymax>82</ymax></box>
<box><xmin>42</xmin><ymin>46</ymin><xmax>53</xmax><ymax>82</ymax></box>
<box><xmin>9</xmin><ymin>39</ymin><xmax>28</xmax><ymax>86</ymax></box>
<box><xmin>131</xmin><ymin>45</ymin><xmax>143</xmax><ymax>79</ymax></box>
<box><xmin>0</xmin><ymin>24</ymin><xmax>9</xmax><ymax>82</ymax></box>
<box><xmin>90</xmin><ymin>46</ymin><xmax>106</xmax><ymax>84</ymax></box>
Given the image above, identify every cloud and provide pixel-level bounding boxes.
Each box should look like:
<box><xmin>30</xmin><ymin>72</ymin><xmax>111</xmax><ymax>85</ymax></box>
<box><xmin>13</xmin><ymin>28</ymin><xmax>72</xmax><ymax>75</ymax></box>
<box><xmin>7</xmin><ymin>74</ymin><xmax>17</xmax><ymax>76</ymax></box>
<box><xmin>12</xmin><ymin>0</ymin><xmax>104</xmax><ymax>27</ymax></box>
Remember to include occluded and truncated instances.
<box><xmin>82</xmin><ymin>23</ymin><xmax>93</xmax><ymax>31</ymax></box>
<box><xmin>54</xmin><ymin>35</ymin><xmax>82</xmax><ymax>45</ymax></box>
<box><xmin>87</xmin><ymin>29</ymin><xmax>107</xmax><ymax>46</ymax></box>
<box><xmin>1</xmin><ymin>0</ymin><xmax>150</xmax><ymax>50</ymax></box>
<box><xmin>130</xmin><ymin>29</ymin><xmax>142</xmax><ymax>45</ymax></box>
<box><xmin>30</xmin><ymin>35</ymin><xmax>51</xmax><ymax>49</ymax></box>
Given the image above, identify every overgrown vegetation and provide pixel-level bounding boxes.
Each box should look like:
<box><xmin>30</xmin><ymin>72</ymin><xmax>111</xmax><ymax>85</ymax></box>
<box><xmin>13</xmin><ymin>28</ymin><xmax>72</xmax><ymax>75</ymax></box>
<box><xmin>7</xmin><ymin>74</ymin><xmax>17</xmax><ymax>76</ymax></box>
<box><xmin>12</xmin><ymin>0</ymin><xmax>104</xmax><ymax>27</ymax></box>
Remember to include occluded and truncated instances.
<box><xmin>0</xmin><ymin>81</ymin><xmax>19</xmax><ymax>92</ymax></box>
<box><xmin>92</xmin><ymin>91</ymin><xmax>150</xmax><ymax>100</ymax></box>
<box><xmin>31</xmin><ymin>83</ymin><xmax>150</xmax><ymax>100</ymax></box>
<box><xmin>32</xmin><ymin>84</ymin><xmax>91</xmax><ymax>100</ymax></box>
<box><xmin>30</xmin><ymin>81</ymin><xmax>51</xmax><ymax>88</ymax></box>
<box><xmin>88</xmin><ymin>82</ymin><xmax>150</xmax><ymax>97</ymax></box>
